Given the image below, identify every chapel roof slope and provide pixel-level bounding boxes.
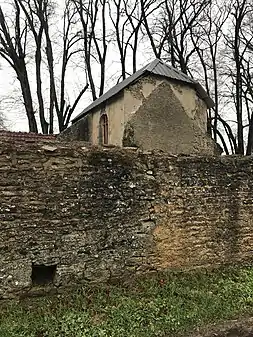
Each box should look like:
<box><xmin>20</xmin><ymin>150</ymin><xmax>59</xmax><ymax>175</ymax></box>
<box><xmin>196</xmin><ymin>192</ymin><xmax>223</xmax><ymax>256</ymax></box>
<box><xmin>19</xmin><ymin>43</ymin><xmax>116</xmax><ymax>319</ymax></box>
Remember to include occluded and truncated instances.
<box><xmin>72</xmin><ymin>58</ymin><xmax>214</xmax><ymax>123</ymax></box>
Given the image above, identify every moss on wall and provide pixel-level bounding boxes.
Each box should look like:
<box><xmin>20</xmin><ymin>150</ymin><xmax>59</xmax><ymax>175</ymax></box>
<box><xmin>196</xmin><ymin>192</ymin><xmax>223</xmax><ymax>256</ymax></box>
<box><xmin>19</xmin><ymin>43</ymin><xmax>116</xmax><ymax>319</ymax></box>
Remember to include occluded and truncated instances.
<box><xmin>1</xmin><ymin>142</ymin><xmax>252</xmax><ymax>298</ymax></box>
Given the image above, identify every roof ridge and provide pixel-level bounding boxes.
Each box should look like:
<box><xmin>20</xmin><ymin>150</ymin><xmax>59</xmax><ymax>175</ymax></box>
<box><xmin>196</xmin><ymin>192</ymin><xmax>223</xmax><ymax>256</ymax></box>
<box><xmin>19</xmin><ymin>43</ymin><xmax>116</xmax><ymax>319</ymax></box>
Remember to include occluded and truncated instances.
<box><xmin>146</xmin><ymin>58</ymin><xmax>161</xmax><ymax>72</ymax></box>
<box><xmin>72</xmin><ymin>58</ymin><xmax>214</xmax><ymax>123</ymax></box>
<box><xmin>146</xmin><ymin>58</ymin><xmax>195</xmax><ymax>84</ymax></box>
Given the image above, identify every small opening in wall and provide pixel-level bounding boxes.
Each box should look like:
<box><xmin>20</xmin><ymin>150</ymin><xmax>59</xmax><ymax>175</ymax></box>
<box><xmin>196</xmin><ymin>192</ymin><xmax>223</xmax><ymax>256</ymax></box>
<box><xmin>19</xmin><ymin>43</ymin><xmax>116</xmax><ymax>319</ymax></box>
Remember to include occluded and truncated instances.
<box><xmin>31</xmin><ymin>264</ymin><xmax>57</xmax><ymax>285</ymax></box>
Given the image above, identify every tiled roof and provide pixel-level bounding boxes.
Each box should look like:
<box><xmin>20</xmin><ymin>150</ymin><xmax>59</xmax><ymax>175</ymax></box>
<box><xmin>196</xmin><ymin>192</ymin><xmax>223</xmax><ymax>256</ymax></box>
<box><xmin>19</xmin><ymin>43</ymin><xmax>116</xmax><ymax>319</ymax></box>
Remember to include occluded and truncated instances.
<box><xmin>72</xmin><ymin>58</ymin><xmax>214</xmax><ymax>123</ymax></box>
<box><xmin>0</xmin><ymin>131</ymin><xmax>56</xmax><ymax>143</ymax></box>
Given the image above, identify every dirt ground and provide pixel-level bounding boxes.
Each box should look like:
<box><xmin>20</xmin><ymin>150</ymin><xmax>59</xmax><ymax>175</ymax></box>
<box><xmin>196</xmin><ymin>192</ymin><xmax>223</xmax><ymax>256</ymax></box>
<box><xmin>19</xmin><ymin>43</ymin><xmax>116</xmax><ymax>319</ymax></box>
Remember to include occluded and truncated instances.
<box><xmin>187</xmin><ymin>317</ymin><xmax>253</xmax><ymax>337</ymax></box>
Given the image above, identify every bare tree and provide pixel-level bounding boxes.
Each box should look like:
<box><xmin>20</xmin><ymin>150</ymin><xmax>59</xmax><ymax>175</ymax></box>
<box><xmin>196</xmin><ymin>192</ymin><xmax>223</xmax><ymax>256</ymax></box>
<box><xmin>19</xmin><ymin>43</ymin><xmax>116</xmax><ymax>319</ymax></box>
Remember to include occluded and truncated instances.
<box><xmin>0</xmin><ymin>0</ymin><xmax>88</xmax><ymax>133</ymax></box>
<box><xmin>107</xmin><ymin>0</ymin><xmax>160</xmax><ymax>79</ymax></box>
<box><xmin>141</xmin><ymin>0</ymin><xmax>211</xmax><ymax>74</ymax></box>
<box><xmin>18</xmin><ymin>0</ymin><xmax>89</xmax><ymax>132</ymax></box>
<box><xmin>189</xmin><ymin>0</ymin><xmax>231</xmax><ymax>147</ymax></box>
<box><xmin>222</xmin><ymin>0</ymin><xmax>253</xmax><ymax>154</ymax></box>
<box><xmin>0</xmin><ymin>1</ymin><xmax>38</xmax><ymax>132</ymax></box>
<box><xmin>140</xmin><ymin>0</ymin><xmax>164</xmax><ymax>59</ymax></box>
<box><xmin>74</xmin><ymin>0</ymin><xmax>108</xmax><ymax>100</ymax></box>
<box><xmin>229</xmin><ymin>0</ymin><xmax>249</xmax><ymax>154</ymax></box>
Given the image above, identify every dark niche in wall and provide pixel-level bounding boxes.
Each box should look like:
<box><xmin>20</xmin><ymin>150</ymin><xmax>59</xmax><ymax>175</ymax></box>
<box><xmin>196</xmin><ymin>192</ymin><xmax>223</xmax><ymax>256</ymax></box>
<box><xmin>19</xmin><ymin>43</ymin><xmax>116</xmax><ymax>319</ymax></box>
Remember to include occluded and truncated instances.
<box><xmin>31</xmin><ymin>264</ymin><xmax>57</xmax><ymax>285</ymax></box>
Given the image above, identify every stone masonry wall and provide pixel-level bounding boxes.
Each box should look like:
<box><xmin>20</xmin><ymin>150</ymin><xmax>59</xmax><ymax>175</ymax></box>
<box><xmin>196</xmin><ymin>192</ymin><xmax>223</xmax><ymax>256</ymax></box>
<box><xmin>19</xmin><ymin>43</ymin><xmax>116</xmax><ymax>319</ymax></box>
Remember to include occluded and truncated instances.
<box><xmin>0</xmin><ymin>142</ymin><xmax>253</xmax><ymax>298</ymax></box>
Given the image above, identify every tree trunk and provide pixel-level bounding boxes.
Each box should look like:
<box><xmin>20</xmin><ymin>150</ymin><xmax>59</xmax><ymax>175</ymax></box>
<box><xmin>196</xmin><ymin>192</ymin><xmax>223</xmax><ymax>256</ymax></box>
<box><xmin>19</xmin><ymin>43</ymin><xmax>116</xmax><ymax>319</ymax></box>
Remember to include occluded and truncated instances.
<box><xmin>17</xmin><ymin>63</ymin><xmax>38</xmax><ymax>133</ymax></box>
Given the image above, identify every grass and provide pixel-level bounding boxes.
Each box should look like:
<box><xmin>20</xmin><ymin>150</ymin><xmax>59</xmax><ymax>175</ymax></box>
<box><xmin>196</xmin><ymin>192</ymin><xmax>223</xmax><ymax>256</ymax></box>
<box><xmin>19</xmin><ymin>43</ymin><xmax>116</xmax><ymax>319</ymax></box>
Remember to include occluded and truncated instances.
<box><xmin>1</xmin><ymin>266</ymin><xmax>253</xmax><ymax>337</ymax></box>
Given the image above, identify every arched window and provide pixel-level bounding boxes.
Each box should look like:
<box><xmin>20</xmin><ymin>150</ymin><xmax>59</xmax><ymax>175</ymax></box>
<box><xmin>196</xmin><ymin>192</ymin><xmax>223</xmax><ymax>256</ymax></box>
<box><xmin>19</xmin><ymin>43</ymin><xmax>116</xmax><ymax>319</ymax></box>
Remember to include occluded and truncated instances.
<box><xmin>99</xmin><ymin>114</ymin><xmax>108</xmax><ymax>145</ymax></box>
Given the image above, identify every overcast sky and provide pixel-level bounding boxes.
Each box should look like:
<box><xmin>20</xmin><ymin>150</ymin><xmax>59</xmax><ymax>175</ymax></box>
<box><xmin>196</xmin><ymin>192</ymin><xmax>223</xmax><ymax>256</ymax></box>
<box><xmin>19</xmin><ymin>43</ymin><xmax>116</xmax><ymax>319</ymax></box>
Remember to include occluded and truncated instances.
<box><xmin>0</xmin><ymin>54</ymin><xmax>154</xmax><ymax>132</ymax></box>
<box><xmin>0</xmin><ymin>0</ymin><xmax>155</xmax><ymax>133</ymax></box>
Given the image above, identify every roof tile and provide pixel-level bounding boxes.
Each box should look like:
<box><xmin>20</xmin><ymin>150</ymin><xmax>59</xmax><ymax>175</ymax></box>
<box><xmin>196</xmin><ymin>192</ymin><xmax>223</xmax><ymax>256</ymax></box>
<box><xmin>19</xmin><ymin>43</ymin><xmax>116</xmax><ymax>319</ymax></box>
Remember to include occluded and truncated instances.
<box><xmin>0</xmin><ymin>131</ymin><xmax>56</xmax><ymax>143</ymax></box>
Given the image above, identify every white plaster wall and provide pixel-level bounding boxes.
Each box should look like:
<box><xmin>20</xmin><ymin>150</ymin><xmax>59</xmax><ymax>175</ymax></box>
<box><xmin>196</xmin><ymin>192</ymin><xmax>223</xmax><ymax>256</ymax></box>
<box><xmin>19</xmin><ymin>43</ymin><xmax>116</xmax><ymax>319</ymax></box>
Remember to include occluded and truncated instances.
<box><xmin>91</xmin><ymin>92</ymin><xmax>124</xmax><ymax>146</ymax></box>
<box><xmin>89</xmin><ymin>75</ymin><xmax>209</xmax><ymax>149</ymax></box>
<box><xmin>169</xmin><ymin>81</ymin><xmax>207</xmax><ymax>133</ymax></box>
<box><xmin>123</xmin><ymin>76</ymin><xmax>163</xmax><ymax>124</ymax></box>
<box><xmin>90</xmin><ymin>76</ymin><xmax>162</xmax><ymax>146</ymax></box>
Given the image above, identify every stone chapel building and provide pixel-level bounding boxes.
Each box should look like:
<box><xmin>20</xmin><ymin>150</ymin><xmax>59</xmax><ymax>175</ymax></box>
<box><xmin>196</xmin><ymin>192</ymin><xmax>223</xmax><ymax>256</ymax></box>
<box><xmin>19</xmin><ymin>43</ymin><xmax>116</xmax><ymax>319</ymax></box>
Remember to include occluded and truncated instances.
<box><xmin>60</xmin><ymin>59</ymin><xmax>217</xmax><ymax>155</ymax></box>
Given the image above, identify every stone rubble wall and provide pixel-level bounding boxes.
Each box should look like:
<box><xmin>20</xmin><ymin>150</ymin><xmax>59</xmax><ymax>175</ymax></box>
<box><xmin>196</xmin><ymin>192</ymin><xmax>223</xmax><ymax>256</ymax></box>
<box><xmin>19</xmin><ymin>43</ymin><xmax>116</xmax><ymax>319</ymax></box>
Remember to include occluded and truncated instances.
<box><xmin>0</xmin><ymin>142</ymin><xmax>253</xmax><ymax>298</ymax></box>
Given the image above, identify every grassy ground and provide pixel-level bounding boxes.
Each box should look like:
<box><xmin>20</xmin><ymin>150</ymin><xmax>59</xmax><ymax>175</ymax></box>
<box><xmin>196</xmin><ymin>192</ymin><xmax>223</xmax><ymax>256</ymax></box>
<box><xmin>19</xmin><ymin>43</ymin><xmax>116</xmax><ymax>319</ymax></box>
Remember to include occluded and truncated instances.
<box><xmin>1</xmin><ymin>266</ymin><xmax>253</xmax><ymax>337</ymax></box>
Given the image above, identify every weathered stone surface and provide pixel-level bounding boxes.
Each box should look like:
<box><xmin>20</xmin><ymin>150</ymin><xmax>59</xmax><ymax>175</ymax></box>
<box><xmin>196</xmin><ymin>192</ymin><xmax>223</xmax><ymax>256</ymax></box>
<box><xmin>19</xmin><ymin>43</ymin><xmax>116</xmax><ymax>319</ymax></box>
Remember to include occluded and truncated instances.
<box><xmin>0</xmin><ymin>141</ymin><xmax>253</xmax><ymax>298</ymax></box>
